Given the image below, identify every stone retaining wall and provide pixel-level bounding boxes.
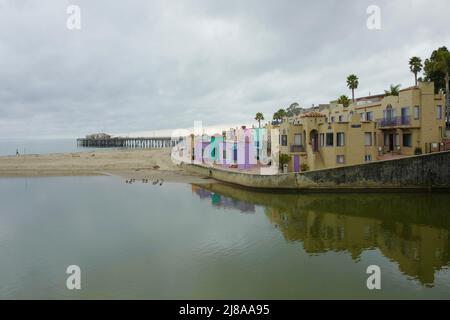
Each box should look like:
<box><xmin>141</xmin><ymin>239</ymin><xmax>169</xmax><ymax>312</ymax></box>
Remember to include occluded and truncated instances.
<box><xmin>186</xmin><ymin>151</ymin><xmax>450</xmax><ymax>191</ymax></box>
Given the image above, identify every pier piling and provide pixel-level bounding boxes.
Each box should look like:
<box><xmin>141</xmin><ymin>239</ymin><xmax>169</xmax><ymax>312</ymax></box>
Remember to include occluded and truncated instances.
<box><xmin>76</xmin><ymin>136</ymin><xmax>180</xmax><ymax>150</ymax></box>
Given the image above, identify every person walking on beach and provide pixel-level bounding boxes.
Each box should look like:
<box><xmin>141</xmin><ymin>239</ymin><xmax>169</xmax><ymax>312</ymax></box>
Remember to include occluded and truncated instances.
<box><xmin>16</xmin><ymin>149</ymin><xmax>19</xmax><ymax>156</ymax></box>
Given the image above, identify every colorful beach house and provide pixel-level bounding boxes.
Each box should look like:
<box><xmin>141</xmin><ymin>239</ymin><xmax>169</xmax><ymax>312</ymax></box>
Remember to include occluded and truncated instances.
<box><xmin>188</xmin><ymin>126</ymin><xmax>268</xmax><ymax>170</ymax></box>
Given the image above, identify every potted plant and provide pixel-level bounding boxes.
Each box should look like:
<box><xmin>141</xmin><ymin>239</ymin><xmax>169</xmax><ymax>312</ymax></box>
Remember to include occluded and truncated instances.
<box><xmin>414</xmin><ymin>147</ymin><xmax>422</xmax><ymax>155</ymax></box>
<box><xmin>300</xmin><ymin>163</ymin><xmax>310</xmax><ymax>172</ymax></box>
<box><xmin>279</xmin><ymin>154</ymin><xmax>290</xmax><ymax>173</ymax></box>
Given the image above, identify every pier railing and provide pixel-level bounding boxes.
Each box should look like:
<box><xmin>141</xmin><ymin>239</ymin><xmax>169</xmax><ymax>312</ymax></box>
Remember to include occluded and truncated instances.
<box><xmin>76</xmin><ymin>137</ymin><xmax>180</xmax><ymax>149</ymax></box>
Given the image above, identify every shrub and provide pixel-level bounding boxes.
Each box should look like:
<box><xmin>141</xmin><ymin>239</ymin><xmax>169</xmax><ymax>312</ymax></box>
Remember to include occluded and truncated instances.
<box><xmin>279</xmin><ymin>154</ymin><xmax>290</xmax><ymax>169</ymax></box>
<box><xmin>414</xmin><ymin>147</ymin><xmax>422</xmax><ymax>155</ymax></box>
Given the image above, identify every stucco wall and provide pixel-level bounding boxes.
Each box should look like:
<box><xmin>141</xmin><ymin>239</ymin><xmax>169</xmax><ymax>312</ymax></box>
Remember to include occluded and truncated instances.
<box><xmin>186</xmin><ymin>151</ymin><xmax>450</xmax><ymax>191</ymax></box>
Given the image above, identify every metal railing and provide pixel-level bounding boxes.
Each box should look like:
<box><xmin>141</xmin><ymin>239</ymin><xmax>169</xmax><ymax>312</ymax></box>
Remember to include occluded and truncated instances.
<box><xmin>377</xmin><ymin>116</ymin><xmax>411</xmax><ymax>127</ymax></box>
<box><xmin>290</xmin><ymin>145</ymin><xmax>305</xmax><ymax>152</ymax></box>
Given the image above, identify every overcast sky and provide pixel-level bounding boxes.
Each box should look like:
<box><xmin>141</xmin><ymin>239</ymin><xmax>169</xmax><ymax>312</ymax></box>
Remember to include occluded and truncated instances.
<box><xmin>0</xmin><ymin>0</ymin><xmax>449</xmax><ymax>138</ymax></box>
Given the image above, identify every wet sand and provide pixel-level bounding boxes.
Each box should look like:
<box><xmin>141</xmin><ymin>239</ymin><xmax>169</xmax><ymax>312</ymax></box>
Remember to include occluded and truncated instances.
<box><xmin>0</xmin><ymin>148</ymin><xmax>212</xmax><ymax>183</ymax></box>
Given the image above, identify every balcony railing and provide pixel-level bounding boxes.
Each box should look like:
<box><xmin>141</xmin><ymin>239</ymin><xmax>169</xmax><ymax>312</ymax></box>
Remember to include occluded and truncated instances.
<box><xmin>377</xmin><ymin>116</ymin><xmax>411</xmax><ymax>127</ymax></box>
<box><xmin>290</xmin><ymin>145</ymin><xmax>305</xmax><ymax>152</ymax></box>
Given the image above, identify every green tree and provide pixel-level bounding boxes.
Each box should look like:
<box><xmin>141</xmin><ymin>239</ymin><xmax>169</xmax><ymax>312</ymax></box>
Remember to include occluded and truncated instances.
<box><xmin>409</xmin><ymin>56</ymin><xmax>423</xmax><ymax>86</ymax></box>
<box><xmin>286</xmin><ymin>102</ymin><xmax>301</xmax><ymax>117</ymax></box>
<box><xmin>254</xmin><ymin>112</ymin><xmax>264</xmax><ymax>128</ymax></box>
<box><xmin>424</xmin><ymin>47</ymin><xmax>450</xmax><ymax>93</ymax></box>
<box><xmin>384</xmin><ymin>84</ymin><xmax>401</xmax><ymax>96</ymax></box>
<box><xmin>424</xmin><ymin>47</ymin><xmax>450</xmax><ymax>124</ymax></box>
<box><xmin>337</xmin><ymin>95</ymin><xmax>351</xmax><ymax>108</ymax></box>
<box><xmin>347</xmin><ymin>74</ymin><xmax>359</xmax><ymax>101</ymax></box>
<box><xmin>273</xmin><ymin>108</ymin><xmax>287</xmax><ymax>122</ymax></box>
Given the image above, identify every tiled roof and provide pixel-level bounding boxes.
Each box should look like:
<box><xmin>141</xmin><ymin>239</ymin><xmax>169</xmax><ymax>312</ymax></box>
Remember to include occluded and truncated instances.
<box><xmin>300</xmin><ymin>111</ymin><xmax>326</xmax><ymax>118</ymax></box>
<box><xmin>356</xmin><ymin>93</ymin><xmax>385</xmax><ymax>101</ymax></box>
<box><xmin>399</xmin><ymin>86</ymin><xmax>419</xmax><ymax>92</ymax></box>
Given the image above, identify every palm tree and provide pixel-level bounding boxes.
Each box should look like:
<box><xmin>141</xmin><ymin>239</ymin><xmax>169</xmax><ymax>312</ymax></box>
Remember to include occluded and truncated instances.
<box><xmin>409</xmin><ymin>56</ymin><xmax>423</xmax><ymax>86</ymax></box>
<box><xmin>347</xmin><ymin>74</ymin><xmax>359</xmax><ymax>101</ymax></box>
<box><xmin>337</xmin><ymin>95</ymin><xmax>351</xmax><ymax>108</ymax></box>
<box><xmin>384</xmin><ymin>84</ymin><xmax>401</xmax><ymax>96</ymax></box>
<box><xmin>273</xmin><ymin>108</ymin><xmax>287</xmax><ymax>122</ymax></box>
<box><xmin>254</xmin><ymin>112</ymin><xmax>264</xmax><ymax>128</ymax></box>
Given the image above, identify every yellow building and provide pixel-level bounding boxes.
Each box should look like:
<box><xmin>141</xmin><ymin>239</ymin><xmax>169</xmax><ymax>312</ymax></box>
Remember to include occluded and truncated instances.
<box><xmin>278</xmin><ymin>81</ymin><xmax>446</xmax><ymax>172</ymax></box>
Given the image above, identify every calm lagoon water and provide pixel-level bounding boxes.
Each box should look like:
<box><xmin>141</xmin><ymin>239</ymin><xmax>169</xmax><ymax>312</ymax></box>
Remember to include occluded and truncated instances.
<box><xmin>0</xmin><ymin>176</ymin><xmax>449</xmax><ymax>299</ymax></box>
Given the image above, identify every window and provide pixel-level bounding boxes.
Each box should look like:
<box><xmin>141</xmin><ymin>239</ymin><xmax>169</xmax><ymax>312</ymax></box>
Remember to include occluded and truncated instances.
<box><xmin>338</xmin><ymin>115</ymin><xmax>343</xmax><ymax>122</ymax></box>
<box><xmin>336</xmin><ymin>155</ymin><xmax>345</xmax><ymax>164</ymax></box>
<box><xmin>401</xmin><ymin>107</ymin><xmax>409</xmax><ymax>115</ymax></box>
<box><xmin>366</xmin><ymin>111</ymin><xmax>373</xmax><ymax>121</ymax></box>
<box><xmin>401</xmin><ymin>107</ymin><xmax>409</xmax><ymax>124</ymax></box>
<box><xmin>331</xmin><ymin>116</ymin><xmax>335</xmax><ymax>123</ymax></box>
<box><xmin>326</xmin><ymin>133</ymin><xmax>334</xmax><ymax>146</ymax></box>
<box><xmin>294</xmin><ymin>134</ymin><xmax>302</xmax><ymax>146</ymax></box>
<box><xmin>364</xmin><ymin>132</ymin><xmax>372</xmax><ymax>146</ymax></box>
<box><xmin>320</xmin><ymin>133</ymin><xmax>325</xmax><ymax>147</ymax></box>
<box><xmin>281</xmin><ymin>135</ymin><xmax>288</xmax><ymax>146</ymax></box>
<box><xmin>414</xmin><ymin>106</ymin><xmax>420</xmax><ymax>120</ymax></box>
<box><xmin>385</xmin><ymin>104</ymin><xmax>394</xmax><ymax>120</ymax></box>
<box><xmin>336</xmin><ymin>132</ymin><xmax>345</xmax><ymax>146</ymax></box>
<box><xmin>384</xmin><ymin>134</ymin><xmax>389</xmax><ymax>146</ymax></box>
<box><xmin>437</xmin><ymin>105</ymin><xmax>442</xmax><ymax>119</ymax></box>
<box><xmin>403</xmin><ymin>133</ymin><xmax>412</xmax><ymax>147</ymax></box>
<box><xmin>364</xmin><ymin>155</ymin><xmax>372</xmax><ymax>162</ymax></box>
<box><xmin>360</xmin><ymin>112</ymin><xmax>365</xmax><ymax>121</ymax></box>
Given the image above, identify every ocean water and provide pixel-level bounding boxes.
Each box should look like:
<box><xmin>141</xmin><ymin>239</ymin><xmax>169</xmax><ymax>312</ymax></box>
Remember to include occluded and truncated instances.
<box><xmin>0</xmin><ymin>138</ymin><xmax>114</xmax><ymax>156</ymax></box>
<box><xmin>0</xmin><ymin>176</ymin><xmax>449</xmax><ymax>299</ymax></box>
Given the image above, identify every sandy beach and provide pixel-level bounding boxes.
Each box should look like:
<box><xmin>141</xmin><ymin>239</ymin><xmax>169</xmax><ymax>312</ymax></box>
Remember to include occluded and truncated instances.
<box><xmin>0</xmin><ymin>148</ymin><xmax>211</xmax><ymax>183</ymax></box>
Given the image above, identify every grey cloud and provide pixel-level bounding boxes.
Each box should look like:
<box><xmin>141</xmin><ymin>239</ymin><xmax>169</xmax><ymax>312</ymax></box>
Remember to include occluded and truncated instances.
<box><xmin>0</xmin><ymin>0</ymin><xmax>449</xmax><ymax>138</ymax></box>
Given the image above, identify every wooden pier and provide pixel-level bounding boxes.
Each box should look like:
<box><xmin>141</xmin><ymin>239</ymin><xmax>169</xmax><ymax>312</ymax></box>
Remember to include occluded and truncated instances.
<box><xmin>76</xmin><ymin>136</ymin><xmax>179</xmax><ymax>149</ymax></box>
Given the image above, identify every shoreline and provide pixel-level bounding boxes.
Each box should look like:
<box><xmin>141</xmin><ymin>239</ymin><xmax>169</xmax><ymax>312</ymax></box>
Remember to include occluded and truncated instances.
<box><xmin>0</xmin><ymin>148</ymin><xmax>214</xmax><ymax>184</ymax></box>
<box><xmin>3</xmin><ymin>148</ymin><xmax>449</xmax><ymax>192</ymax></box>
<box><xmin>186</xmin><ymin>150</ymin><xmax>450</xmax><ymax>192</ymax></box>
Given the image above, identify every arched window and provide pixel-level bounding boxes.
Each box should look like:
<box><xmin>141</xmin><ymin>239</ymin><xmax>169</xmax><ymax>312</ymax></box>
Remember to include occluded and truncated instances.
<box><xmin>385</xmin><ymin>104</ymin><xmax>394</xmax><ymax>120</ymax></box>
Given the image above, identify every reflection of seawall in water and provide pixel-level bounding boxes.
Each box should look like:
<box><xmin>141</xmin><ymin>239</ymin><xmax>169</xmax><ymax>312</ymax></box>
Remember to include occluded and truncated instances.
<box><xmin>191</xmin><ymin>185</ymin><xmax>255</xmax><ymax>213</ymax></box>
<box><xmin>193</xmin><ymin>183</ymin><xmax>450</xmax><ymax>286</ymax></box>
<box><xmin>267</xmin><ymin>208</ymin><xmax>449</xmax><ymax>286</ymax></box>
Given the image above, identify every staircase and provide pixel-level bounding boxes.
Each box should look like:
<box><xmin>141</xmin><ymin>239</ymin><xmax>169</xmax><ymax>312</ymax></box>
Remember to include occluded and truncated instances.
<box><xmin>443</xmin><ymin>138</ymin><xmax>450</xmax><ymax>151</ymax></box>
<box><xmin>311</xmin><ymin>152</ymin><xmax>326</xmax><ymax>170</ymax></box>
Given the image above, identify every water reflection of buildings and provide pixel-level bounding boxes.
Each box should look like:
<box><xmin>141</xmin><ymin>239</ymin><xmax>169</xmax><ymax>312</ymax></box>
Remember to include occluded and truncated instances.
<box><xmin>194</xmin><ymin>183</ymin><xmax>450</xmax><ymax>286</ymax></box>
<box><xmin>191</xmin><ymin>185</ymin><xmax>255</xmax><ymax>213</ymax></box>
<box><xmin>267</xmin><ymin>209</ymin><xmax>449</xmax><ymax>286</ymax></box>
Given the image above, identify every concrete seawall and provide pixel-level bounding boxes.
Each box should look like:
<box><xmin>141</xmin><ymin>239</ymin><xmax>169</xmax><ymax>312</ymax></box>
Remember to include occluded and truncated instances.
<box><xmin>186</xmin><ymin>151</ymin><xmax>450</xmax><ymax>191</ymax></box>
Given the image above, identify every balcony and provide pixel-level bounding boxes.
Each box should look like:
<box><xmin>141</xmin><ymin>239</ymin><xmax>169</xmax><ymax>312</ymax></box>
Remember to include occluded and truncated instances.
<box><xmin>290</xmin><ymin>145</ymin><xmax>305</xmax><ymax>152</ymax></box>
<box><xmin>377</xmin><ymin>116</ymin><xmax>410</xmax><ymax>128</ymax></box>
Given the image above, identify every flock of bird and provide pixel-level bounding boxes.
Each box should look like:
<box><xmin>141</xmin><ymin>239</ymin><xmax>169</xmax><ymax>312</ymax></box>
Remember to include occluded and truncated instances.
<box><xmin>125</xmin><ymin>178</ymin><xmax>164</xmax><ymax>186</ymax></box>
